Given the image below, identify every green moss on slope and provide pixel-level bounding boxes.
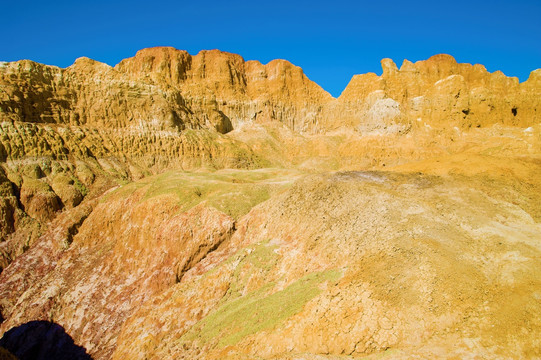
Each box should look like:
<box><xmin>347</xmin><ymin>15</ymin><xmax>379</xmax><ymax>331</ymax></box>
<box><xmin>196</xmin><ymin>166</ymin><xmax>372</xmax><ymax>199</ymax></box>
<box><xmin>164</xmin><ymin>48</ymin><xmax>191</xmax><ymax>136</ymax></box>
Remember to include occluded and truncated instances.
<box><xmin>181</xmin><ymin>269</ymin><xmax>341</xmax><ymax>348</ymax></box>
<box><xmin>102</xmin><ymin>169</ymin><xmax>299</xmax><ymax>219</ymax></box>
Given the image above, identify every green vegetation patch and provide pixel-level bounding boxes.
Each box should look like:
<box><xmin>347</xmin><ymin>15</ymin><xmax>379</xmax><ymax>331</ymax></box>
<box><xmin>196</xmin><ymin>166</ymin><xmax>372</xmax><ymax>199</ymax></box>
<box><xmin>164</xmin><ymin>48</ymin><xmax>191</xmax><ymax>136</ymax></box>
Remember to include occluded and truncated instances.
<box><xmin>101</xmin><ymin>178</ymin><xmax>150</xmax><ymax>202</ymax></box>
<box><xmin>51</xmin><ymin>173</ymin><xmax>88</xmax><ymax>196</ymax></box>
<box><xmin>72</xmin><ymin>178</ymin><xmax>88</xmax><ymax>197</ymax></box>
<box><xmin>102</xmin><ymin>168</ymin><xmax>298</xmax><ymax>219</ymax></box>
<box><xmin>222</xmin><ymin>240</ymin><xmax>280</xmax><ymax>301</ymax></box>
<box><xmin>181</xmin><ymin>268</ymin><xmax>341</xmax><ymax>348</ymax></box>
<box><xmin>22</xmin><ymin>177</ymin><xmax>54</xmax><ymax>194</ymax></box>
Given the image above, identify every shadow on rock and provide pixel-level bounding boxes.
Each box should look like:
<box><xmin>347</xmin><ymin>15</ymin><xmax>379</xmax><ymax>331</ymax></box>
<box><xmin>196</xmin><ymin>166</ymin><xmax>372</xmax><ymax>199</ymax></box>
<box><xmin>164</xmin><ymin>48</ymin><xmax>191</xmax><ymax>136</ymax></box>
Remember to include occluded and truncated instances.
<box><xmin>0</xmin><ymin>321</ymin><xmax>92</xmax><ymax>360</ymax></box>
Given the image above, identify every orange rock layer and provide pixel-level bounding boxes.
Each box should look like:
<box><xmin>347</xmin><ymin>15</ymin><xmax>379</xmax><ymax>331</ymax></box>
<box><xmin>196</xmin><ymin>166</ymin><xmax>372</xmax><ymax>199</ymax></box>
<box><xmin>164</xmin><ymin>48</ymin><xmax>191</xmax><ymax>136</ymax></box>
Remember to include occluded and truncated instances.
<box><xmin>0</xmin><ymin>48</ymin><xmax>540</xmax><ymax>360</ymax></box>
<box><xmin>1</xmin><ymin>47</ymin><xmax>539</xmax><ymax>138</ymax></box>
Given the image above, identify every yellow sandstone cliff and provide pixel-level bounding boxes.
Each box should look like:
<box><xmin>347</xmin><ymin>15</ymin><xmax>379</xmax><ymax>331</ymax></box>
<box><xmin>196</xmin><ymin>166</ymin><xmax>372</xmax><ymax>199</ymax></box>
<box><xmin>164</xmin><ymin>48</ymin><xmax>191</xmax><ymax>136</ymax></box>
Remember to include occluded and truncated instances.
<box><xmin>0</xmin><ymin>47</ymin><xmax>540</xmax><ymax>360</ymax></box>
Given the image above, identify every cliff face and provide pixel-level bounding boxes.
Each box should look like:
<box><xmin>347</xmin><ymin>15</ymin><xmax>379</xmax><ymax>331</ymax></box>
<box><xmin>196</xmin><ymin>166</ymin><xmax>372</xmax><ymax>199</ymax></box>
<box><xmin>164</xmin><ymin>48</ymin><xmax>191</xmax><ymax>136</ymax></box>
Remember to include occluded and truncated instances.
<box><xmin>0</xmin><ymin>47</ymin><xmax>332</xmax><ymax>135</ymax></box>
<box><xmin>1</xmin><ymin>48</ymin><xmax>540</xmax><ymax>167</ymax></box>
<box><xmin>333</xmin><ymin>54</ymin><xmax>541</xmax><ymax>131</ymax></box>
<box><xmin>3</xmin><ymin>48</ymin><xmax>538</xmax><ymax>137</ymax></box>
<box><xmin>115</xmin><ymin>47</ymin><xmax>334</xmax><ymax>132</ymax></box>
<box><xmin>1</xmin><ymin>48</ymin><xmax>539</xmax><ymax>170</ymax></box>
<box><xmin>0</xmin><ymin>48</ymin><xmax>540</xmax><ymax>360</ymax></box>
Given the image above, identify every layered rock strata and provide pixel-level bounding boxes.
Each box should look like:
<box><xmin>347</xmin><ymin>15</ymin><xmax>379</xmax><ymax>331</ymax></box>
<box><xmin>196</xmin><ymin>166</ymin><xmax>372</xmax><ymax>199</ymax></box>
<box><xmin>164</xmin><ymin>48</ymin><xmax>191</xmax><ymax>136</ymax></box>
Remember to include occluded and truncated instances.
<box><xmin>0</xmin><ymin>48</ymin><xmax>540</xmax><ymax>359</ymax></box>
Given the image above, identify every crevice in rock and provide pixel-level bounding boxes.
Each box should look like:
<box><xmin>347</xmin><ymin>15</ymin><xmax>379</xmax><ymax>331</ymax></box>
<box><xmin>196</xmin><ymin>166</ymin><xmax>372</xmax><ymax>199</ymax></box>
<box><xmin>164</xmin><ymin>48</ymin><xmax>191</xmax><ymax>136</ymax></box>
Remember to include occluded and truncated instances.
<box><xmin>177</xmin><ymin>220</ymin><xmax>237</xmax><ymax>284</ymax></box>
<box><xmin>64</xmin><ymin>211</ymin><xmax>91</xmax><ymax>249</ymax></box>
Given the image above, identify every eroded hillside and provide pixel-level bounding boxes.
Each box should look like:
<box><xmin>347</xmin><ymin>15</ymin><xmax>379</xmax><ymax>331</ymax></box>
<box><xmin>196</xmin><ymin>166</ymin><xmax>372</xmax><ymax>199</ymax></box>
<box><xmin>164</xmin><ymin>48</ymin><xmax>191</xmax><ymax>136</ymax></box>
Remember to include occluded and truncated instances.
<box><xmin>0</xmin><ymin>48</ymin><xmax>540</xmax><ymax>359</ymax></box>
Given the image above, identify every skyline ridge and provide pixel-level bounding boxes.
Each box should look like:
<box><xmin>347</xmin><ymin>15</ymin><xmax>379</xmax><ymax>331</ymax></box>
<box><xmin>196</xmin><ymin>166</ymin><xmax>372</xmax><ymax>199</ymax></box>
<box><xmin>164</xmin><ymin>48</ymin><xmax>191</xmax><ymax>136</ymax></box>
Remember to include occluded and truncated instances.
<box><xmin>2</xmin><ymin>0</ymin><xmax>540</xmax><ymax>97</ymax></box>
<box><xmin>3</xmin><ymin>46</ymin><xmax>540</xmax><ymax>99</ymax></box>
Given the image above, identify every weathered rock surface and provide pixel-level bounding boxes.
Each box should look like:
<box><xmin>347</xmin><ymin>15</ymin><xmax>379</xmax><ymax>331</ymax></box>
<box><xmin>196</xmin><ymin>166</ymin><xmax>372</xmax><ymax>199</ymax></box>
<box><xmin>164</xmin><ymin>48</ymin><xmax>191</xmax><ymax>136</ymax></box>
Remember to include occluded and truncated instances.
<box><xmin>2</xmin><ymin>48</ymin><xmax>539</xmax><ymax>141</ymax></box>
<box><xmin>336</xmin><ymin>55</ymin><xmax>541</xmax><ymax>130</ymax></box>
<box><xmin>0</xmin><ymin>48</ymin><xmax>540</xmax><ymax>359</ymax></box>
<box><xmin>111</xmin><ymin>166</ymin><xmax>541</xmax><ymax>359</ymax></box>
<box><xmin>0</xmin><ymin>169</ymin><xmax>298</xmax><ymax>359</ymax></box>
<box><xmin>1</xmin><ymin>47</ymin><xmax>539</xmax><ymax>174</ymax></box>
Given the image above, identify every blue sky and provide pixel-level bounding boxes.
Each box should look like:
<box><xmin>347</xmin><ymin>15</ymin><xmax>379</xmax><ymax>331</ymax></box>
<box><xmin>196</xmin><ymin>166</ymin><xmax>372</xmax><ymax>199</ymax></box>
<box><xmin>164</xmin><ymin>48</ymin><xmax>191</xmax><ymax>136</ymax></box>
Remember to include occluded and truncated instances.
<box><xmin>1</xmin><ymin>0</ymin><xmax>540</xmax><ymax>97</ymax></box>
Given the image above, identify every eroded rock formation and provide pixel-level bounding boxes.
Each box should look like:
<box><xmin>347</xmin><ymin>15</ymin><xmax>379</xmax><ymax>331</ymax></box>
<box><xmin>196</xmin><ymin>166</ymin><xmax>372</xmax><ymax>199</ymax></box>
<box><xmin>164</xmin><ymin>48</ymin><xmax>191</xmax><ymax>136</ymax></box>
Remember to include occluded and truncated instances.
<box><xmin>0</xmin><ymin>47</ymin><xmax>540</xmax><ymax>359</ymax></box>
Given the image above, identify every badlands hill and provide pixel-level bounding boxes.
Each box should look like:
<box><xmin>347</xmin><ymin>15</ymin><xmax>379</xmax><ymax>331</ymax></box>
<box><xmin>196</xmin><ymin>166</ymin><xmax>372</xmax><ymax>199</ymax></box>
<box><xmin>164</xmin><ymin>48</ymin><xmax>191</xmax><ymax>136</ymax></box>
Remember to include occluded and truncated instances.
<box><xmin>0</xmin><ymin>47</ymin><xmax>540</xmax><ymax>359</ymax></box>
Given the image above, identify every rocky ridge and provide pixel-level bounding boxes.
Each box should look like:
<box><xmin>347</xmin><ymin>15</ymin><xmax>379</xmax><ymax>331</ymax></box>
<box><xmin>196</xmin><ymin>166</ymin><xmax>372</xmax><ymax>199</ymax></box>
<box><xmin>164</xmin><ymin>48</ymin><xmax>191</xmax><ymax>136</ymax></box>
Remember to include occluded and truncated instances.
<box><xmin>0</xmin><ymin>48</ymin><xmax>540</xmax><ymax>359</ymax></box>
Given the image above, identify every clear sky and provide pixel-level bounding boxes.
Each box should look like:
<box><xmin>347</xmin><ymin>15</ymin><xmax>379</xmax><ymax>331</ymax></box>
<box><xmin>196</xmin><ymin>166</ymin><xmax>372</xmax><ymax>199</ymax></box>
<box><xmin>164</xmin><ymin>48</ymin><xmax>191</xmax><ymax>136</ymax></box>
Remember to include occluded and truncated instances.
<box><xmin>1</xmin><ymin>0</ymin><xmax>540</xmax><ymax>97</ymax></box>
